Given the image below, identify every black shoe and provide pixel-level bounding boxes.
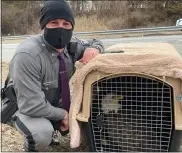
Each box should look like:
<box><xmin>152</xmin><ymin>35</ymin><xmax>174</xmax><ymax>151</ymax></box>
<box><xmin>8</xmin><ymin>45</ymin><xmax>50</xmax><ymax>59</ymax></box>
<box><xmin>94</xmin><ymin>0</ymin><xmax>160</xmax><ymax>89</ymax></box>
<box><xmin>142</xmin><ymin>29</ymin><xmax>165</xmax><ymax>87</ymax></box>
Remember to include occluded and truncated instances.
<box><xmin>50</xmin><ymin>131</ymin><xmax>60</xmax><ymax>146</ymax></box>
<box><xmin>59</xmin><ymin>129</ymin><xmax>69</xmax><ymax>136</ymax></box>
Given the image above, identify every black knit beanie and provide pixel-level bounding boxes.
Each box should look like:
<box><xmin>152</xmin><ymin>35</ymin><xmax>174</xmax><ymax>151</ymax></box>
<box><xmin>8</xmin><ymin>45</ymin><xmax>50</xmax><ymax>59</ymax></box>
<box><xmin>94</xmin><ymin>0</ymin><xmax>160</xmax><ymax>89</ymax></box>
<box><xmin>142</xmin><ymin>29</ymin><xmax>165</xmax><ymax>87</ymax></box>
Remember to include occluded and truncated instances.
<box><xmin>40</xmin><ymin>0</ymin><xmax>75</xmax><ymax>29</ymax></box>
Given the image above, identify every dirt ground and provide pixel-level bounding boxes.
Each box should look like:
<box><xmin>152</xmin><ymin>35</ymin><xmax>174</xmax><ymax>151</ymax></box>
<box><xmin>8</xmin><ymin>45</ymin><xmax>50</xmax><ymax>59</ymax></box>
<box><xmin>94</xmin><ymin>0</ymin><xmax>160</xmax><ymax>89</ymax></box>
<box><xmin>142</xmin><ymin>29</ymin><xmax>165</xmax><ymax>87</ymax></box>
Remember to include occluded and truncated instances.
<box><xmin>0</xmin><ymin>123</ymin><xmax>89</xmax><ymax>152</ymax></box>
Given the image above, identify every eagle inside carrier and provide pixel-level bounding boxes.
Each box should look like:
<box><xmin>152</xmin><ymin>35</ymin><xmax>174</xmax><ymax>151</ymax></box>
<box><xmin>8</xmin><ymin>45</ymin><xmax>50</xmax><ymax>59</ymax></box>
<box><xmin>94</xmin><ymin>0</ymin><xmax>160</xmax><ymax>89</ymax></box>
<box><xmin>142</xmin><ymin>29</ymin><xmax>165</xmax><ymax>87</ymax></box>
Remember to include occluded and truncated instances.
<box><xmin>90</xmin><ymin>75</ymin><xmax>173</xmax><ymax>152</ymax></box>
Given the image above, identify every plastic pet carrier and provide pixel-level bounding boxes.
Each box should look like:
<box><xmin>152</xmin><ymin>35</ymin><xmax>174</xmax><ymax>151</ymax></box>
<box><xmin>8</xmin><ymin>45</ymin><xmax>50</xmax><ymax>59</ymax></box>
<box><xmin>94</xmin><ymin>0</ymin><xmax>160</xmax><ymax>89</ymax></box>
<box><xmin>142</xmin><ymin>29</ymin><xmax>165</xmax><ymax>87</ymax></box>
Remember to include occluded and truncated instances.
<box><xmin>73</xmin><ymin>43</ymin><xmax>182</xmax><ymax>152</ymax></box>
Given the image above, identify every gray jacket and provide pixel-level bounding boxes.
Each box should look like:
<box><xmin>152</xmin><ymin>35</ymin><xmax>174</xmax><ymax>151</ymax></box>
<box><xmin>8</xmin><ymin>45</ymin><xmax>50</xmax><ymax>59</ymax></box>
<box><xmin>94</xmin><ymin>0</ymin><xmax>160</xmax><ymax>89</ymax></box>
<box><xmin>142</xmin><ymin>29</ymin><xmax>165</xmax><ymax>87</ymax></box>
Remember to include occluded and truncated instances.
<box><xmin>9</xmin><ymin>35</ymin><xmax>104</xmax><ymax>121</ymax></box>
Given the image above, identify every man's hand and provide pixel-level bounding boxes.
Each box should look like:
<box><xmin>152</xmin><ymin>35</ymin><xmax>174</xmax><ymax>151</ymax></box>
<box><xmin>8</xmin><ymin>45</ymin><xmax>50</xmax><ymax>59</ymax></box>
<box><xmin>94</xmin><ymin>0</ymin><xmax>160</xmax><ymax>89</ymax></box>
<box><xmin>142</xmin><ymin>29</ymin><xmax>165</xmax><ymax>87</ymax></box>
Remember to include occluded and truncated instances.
<box><xmin>60</xmin><ymin>110</ymin><xmax>69</xmax><ymax>132</ymax></box>
<box><xmin>79</xmin><ymin>48</ymin><xmax>100</xmax><ymax>64</ymax></box>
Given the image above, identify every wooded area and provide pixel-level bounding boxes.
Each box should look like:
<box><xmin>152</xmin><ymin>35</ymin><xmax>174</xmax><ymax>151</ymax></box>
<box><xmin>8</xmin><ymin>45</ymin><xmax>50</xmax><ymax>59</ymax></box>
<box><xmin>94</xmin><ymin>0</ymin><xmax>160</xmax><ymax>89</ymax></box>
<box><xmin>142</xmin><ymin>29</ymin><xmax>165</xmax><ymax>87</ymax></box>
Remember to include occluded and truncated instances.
<box><xmin>2</xmin><ymin>1</ymin><xmax>182</xmax><ymax>36</ymax></box>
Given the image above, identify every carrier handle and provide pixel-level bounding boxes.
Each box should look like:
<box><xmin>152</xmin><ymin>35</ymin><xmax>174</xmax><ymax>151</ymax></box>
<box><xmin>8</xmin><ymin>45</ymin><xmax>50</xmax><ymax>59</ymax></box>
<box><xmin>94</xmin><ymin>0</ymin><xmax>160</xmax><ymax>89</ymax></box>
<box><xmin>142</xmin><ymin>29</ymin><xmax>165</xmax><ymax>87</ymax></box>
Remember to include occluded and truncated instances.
<box><xmin>103</xmin><ymin>50</ymin><xmax>124</xmax><ymax>54</ymax></box>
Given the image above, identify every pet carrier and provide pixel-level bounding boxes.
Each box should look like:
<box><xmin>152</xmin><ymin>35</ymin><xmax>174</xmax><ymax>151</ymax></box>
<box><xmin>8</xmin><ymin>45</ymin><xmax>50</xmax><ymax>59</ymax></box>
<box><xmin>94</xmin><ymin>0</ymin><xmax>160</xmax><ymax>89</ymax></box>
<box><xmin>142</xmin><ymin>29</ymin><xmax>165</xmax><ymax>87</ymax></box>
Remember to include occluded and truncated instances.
<box><xmin>69</xmin><ymin>43</ymin><xmax>182</xmax><ymax>152</ymax></box>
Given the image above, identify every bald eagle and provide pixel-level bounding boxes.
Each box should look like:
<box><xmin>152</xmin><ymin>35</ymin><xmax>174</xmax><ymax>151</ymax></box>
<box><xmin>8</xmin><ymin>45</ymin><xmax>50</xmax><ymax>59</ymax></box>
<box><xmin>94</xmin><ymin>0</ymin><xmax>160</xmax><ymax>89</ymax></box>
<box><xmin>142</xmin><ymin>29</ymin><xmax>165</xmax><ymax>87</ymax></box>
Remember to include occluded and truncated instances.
<box><xmin>101</xmin><ymin>93</ymin><xmax>123</xmax><ymax>114</ymax></box>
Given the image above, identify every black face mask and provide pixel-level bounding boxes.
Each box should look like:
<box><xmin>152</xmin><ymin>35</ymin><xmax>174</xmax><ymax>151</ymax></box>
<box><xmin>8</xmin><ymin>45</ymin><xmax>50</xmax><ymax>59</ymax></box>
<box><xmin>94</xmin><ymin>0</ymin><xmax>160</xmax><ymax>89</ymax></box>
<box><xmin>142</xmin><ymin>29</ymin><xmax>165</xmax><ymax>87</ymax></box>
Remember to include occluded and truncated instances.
<box><xmin>44</xmin><ymin>27</ymin><xmax>73</xmax><ymax>49</ymax></box>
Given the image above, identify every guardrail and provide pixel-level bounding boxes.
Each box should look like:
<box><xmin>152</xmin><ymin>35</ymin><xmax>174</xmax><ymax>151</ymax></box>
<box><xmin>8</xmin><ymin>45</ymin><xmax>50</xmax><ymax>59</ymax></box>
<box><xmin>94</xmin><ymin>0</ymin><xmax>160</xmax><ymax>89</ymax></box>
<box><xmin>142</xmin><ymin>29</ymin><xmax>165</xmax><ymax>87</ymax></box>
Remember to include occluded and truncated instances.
<box><xmin>2</xmin><ymin>26</ymin><xmax>182</xmax><ymax>40</ymax></box>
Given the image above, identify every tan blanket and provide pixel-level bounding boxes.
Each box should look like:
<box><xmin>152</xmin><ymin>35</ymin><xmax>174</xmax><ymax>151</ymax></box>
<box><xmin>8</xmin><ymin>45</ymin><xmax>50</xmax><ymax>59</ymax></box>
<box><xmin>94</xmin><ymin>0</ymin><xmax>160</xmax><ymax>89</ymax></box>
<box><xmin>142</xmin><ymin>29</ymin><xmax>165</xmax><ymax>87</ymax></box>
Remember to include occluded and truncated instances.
<box><xmin>69</xmin><ymin>43</ymin><xmax>182</xmax><ymax>148</ymax></box>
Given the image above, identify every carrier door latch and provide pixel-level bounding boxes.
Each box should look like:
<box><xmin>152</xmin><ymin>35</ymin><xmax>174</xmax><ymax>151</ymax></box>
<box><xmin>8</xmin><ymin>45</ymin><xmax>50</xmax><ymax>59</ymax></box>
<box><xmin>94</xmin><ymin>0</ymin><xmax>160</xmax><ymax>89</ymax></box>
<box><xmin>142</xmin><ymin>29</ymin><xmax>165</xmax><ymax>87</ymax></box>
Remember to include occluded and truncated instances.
<box><xmin>96</xmin><ymin>114</ymin><xmax>104</xmax><ymax>128</ymax></box>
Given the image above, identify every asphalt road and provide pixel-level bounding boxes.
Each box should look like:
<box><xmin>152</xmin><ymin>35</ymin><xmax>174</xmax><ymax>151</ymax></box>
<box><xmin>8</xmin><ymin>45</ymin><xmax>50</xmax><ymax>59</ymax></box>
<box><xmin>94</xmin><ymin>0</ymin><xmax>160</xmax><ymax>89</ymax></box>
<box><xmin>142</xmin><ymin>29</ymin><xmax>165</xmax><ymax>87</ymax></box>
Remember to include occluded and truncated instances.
<box><xmin>1</xmin><ymin>35</ymin><xmax>182</xmax><ymax>62</ymax></box>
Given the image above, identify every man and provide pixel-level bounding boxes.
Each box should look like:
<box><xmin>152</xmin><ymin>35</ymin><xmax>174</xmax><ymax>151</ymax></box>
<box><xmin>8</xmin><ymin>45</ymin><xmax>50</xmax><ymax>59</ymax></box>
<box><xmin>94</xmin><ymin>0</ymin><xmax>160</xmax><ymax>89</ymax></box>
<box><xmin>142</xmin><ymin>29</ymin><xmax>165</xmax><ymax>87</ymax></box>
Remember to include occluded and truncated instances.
<box><xmin>8</xmin><ymin>0</ymin><xmax>104</xmax><ymax>151</ymax></box>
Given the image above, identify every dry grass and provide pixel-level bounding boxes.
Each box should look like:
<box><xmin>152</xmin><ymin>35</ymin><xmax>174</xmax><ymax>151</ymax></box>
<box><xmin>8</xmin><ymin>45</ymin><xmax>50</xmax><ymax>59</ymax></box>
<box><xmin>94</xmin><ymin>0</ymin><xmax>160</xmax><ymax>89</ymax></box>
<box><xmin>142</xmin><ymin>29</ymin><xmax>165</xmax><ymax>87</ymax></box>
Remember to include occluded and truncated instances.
<box><xmin>1</xmin><ymin>61</ymin><xmax>9</xmax><ymax>83</ymax></box>
<box><xmin>1</xmin><ymin>123</ymin><xmax>89</xmax><ymax>152</ymax></box>
<box><xmin>72</xmin><ymin>15</ymin><xmax>108</xmax><ymax>32</ymax></box>
<box><xmin>1</xmin><ymin>124</ymin><xmax>24</xmax><ymax>152</ymax></box>
<box><xmin>2</xmin><ymin>15</ymin><xmax>109</xmax><ymax>44</ymax></box>
<box><xmin>2</xmin><ymin>14</ymin><xmax>181</xmax><ymax>44</ymax></box>
<box><xmin>2</xmin><ymin>38</ymin><xmax>25</xmax><ymax>44</ymax></box>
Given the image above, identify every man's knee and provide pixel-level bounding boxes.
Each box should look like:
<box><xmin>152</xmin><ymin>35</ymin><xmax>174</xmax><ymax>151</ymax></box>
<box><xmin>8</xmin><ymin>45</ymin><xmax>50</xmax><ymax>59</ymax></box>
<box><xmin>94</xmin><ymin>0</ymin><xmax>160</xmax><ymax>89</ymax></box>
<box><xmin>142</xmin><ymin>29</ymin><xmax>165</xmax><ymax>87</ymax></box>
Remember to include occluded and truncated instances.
<box><xmin>14</xmin><ymin>114</ymin><xmax>54</xmax><ymax>151</ymax></box>
<box><xmin>22</xmin><ymin>126</ymin><xmax>54</xmax><ymax>151</ymax></box>
<box><xmin>33</xmin><ymin>126</ymin><xmax>54</xmax><ymax>151</ymax></box>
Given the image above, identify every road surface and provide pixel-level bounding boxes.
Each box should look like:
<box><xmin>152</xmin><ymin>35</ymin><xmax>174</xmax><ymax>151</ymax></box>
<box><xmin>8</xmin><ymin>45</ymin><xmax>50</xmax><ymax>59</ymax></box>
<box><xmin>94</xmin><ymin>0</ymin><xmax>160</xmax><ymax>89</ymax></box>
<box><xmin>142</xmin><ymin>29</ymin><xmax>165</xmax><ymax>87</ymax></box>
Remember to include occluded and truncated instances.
<box><xmin>1</xmin><ymin>35</ymin><xmax>182</xmax><ymax>62</ymax></box>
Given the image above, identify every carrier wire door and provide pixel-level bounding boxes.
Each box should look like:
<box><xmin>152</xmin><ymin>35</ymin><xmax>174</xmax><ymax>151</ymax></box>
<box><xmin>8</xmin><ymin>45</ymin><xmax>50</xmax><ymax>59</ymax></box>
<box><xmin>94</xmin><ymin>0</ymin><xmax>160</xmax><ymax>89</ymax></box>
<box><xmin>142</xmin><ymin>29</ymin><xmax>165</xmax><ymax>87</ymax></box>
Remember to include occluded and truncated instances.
<box><xmin>88</xmin><ymin>75</ymin><xmax>174</xmax><ymax>152</ymax></box>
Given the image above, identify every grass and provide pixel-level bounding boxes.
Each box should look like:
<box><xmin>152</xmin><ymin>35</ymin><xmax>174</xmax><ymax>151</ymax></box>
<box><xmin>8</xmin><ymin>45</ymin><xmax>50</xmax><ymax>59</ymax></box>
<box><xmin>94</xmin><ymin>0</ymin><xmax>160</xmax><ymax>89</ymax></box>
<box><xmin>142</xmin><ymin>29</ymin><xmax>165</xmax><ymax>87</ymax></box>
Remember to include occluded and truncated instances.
<box><xmin>1</xmin><ymin>61</ymin><xmax>9</xmax><ymax>83</ymax></box>
<box><xmin>2</xmin><ymin>14</ymin><xmax>181</xmax><ymax>44</ymax></box>
<box><xmin>1</xmin><ymin>123</ymin><xmax>89</xmax><ymax>152</ymax></box>
<box><xmin>2</xmin><ymin>39</ymin><xmax>25</xmax><ymax>44</ymax></box>
<box><xmin>2</xmin><ymin>15</ymin><xmax>109</xmax><ymax>44</ymax></box>
<box><xmin>74</xmin><ymin>15</ymin><xmax>109</xmax><ymax>32</ymax></box>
